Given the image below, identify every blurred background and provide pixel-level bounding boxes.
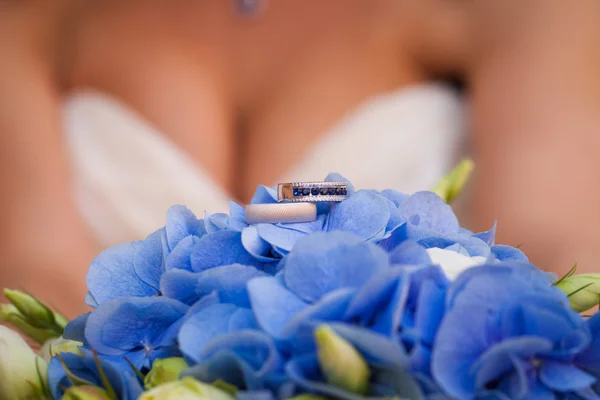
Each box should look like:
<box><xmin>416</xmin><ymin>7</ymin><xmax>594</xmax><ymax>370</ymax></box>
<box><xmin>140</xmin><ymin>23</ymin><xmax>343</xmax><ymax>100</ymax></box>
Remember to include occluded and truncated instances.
<box><xmin>1</xmin><ymin>0</ymin><xmax>599</xmax><ymax>316</ymax></box>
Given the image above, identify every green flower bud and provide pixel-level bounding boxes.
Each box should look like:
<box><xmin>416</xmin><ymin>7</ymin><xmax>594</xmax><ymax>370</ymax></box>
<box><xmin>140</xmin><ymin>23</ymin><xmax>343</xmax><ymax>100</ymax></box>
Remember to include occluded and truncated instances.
<box><xmin>0</xmin><ymin>304</ymin><xmax>58</xmax><ymax>344</ymax></box>
<box><xmin>315</xmin><ymin>325</ymin><xmax>370</xmax><ymax>395</ymax></box>
<box><xmin>40</xmin><ymin>336</ymin><xmax>83</xmax><ymax>363</ymax></box>
<box><xmin>432</xmin><ymin>159</ymin><xmax>474</xmax><ymax>203</ymax></box>
<box><xmin>4</xmin><ymin>289</ymin><xmax>56</xmax><ymax>327</ymax></box>
<box><xmin>0</xmin><ymin>325</ymin><xmax>48</xmax><ymax>400</ymax></box>
<box><xmin>139</xmin><ymin>376</ymin><xmax>235</xmax><ymax>400</ymax></box>
<box><xmin>61</xmin><ymin>385</ymin><xmax>111</xmax><ymax>400</ymax></box>
<box><xmin>555</xmin><ymin>274</ymin><xmax>600</xmax><ymax>312</ymax></box>
<box><xmin>144</xmin><ymin>357</ymin><xmax>189</xmax><ymax>390</ymax></box>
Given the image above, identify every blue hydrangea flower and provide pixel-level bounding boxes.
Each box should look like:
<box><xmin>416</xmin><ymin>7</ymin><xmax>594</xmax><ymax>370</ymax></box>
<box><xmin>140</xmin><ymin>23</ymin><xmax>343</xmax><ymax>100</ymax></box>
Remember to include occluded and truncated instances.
<box><xmin>47</xmin><ymin>351</ymin><xmax>143</xmax><ymax>400</ymax></box>
<box><xmin>432</xmin><ymin>263</ymin><xmax>598</xmax><ymax>399</ymax></box>
<box><xmin>81</xmin><ymin>297</ymin><xmax>189</xmax><ymax>369</ymax></box>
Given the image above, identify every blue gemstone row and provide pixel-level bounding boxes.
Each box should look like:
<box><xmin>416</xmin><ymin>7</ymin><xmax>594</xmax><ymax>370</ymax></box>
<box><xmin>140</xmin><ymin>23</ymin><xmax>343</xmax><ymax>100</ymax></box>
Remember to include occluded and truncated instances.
<box><xmin>293</xmin><ymin>186</ymin><xmax>347</xmax><ymax>197</ymax></box>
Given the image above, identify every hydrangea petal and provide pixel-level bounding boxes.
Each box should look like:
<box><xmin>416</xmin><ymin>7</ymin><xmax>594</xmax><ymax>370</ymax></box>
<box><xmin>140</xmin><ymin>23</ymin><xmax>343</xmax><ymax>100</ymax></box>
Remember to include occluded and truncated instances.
<box><xmin>86</xmin><ymin>243</ymin><xmax>158</xmax><ymax>305</ymax></box>
<box><xmin>195</xmin><ymin>264</ymin><xmax>267</xmax><ymax>307</ymax></box>
<box><xmin>257</xmin><ymin>224</ymin><xmax>309</xmax><ymax>252</ymax></box>
<box><xmin>131</xmin><ymin>228</ymin><xmax>165</xmax><ymax>290</ymax></box>
<box><xmin>389</xmin><ymin>240</ymin><xmax>431</xmax><ymax>266</ymax></box>
<box><xmin>285</xmin><ymin>354</ymin><xmax>368</xmax><ymax>400</ymax></box>
<box><xmin>247</xmin><ymin>277</ymin><xmax>309</xmax><ymax>339</ymax></box>
<box><xmin>471</xmin><ymin>337</ymin><xmax>553</xmax><ymax>389</ymax></box>
<box><xmin>160</xmin><ymin>269</ymin><xmax>199</xmax><ymax>304</ymax></box>
<box><xmin>540</xmin><ymin>361</ymin><xmax>597</xmax><ymax>391</ymax></box>
<box><xmin>284</xmin><ymin>231</ymin><xmax>390</xmax><ymax>303</ymax></box>
<box><xmin>165</xmin><ymin>205</ymin><xmax>205</xmax><ymax>250</ymax></box>
<box><xmin>345</xmin><ymin>268</ymin><xmax>405</xmax><ymax>323</ymax></box>
<box><xmin>251</xmin><ymin>186</ymin><xmax>278</xmax><ymax>204</ymax></box>
<box><xmin>330</xmin><ymin>323</ymin><xmax>410</xmax><ymax>369</ymax></box>
<box><xmin>474</xmin><ymin>222</ymin><xmax>497</xmax><ymax>246</ymax></box>
<box><xmin>165</xmin><ymin>235</ymin><xmax>199</xmax><ymax>271</ymax></box>
<box><xmin>492</xmin><ymin>245</ymin><xmax>529</xmax><ymax>262</ymax></box>
<box><xmin>379</xmin><ymin>189</ymin><xmax>408</xmax><ymax>207</ymax></box>
<box><xmin>198</xmin><ymin>330</ymin><xmax>282</xmax><ymax>376</ymax></box>
<box><xmin>242</xmin><ymin>226</ymin><xmax>279</xmax><ymax>262</ymax></box>
<box><xmin>205</xmin><ymin>213</ymin><xmax>233</xmax><ymax>233</ymax></box>
<box><xmin>84</xmin><ymin>297</ymin><xmax>188</xmax><ymax>357</ymax></box>
<box><xmin>63</xmin><ymin>312</ymin><xmax>90</xmax><ymax>345</ymax></box>
<box><xmin>179</xmin><ymin>304</ymin><xmax>257</xmax><ymax>363</ymax></box>
<box><xmin>328</xmin><ymin>191</ymin><xmax>390</xmax><ymax>241</ymax></box>
<box><xmin>282</xmin><ymin>289</ymin><xmax>355</xmax><ymax>353</ymax></box>
<box><xmin>190</xmin><ymin>230</ymin><xmax>262</xmax><ymax>271</ymax></box>
<box><xmin>401</xmin><ymin>192</ymin><xmax>459</xmax><ymax>235</ymax></box>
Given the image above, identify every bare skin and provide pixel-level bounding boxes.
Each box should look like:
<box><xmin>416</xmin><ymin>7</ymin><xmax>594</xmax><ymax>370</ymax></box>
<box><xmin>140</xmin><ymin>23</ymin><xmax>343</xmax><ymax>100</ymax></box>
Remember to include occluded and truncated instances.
<box><xmin>0</xmin><ymin>0</ymin><xmax>599</xmax><ymax>316</ymax></box>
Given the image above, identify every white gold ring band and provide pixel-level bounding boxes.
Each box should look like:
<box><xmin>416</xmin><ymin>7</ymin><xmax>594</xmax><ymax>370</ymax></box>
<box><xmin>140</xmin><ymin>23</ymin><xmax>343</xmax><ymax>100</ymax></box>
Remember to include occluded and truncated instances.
<box><xmin>245</xmin><ymin>203</ymin><xmax>317</xmax><ymax>224</ymax></box>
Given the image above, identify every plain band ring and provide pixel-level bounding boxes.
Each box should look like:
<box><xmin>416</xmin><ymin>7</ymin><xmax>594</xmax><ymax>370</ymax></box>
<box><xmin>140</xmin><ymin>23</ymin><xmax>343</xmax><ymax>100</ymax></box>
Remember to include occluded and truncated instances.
<box><xmin>245</xmin><ymin>203</ymin><xmax>317</xmax><ymax>224</ymax></box>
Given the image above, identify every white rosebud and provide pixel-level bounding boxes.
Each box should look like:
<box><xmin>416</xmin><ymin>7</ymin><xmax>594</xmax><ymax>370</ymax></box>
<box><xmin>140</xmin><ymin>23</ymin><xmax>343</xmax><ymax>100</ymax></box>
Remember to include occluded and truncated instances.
<box><xmin>315</xmin><ymin>325</ymin><xmax>370</xmax><ymax>394</ymax></box>
<box><xmin>139</xmin><ymin>376</ymin><xmax>235</xmax><ymax>400</ymax></box>
<box><xmin>426</xmin><ymin>247</ymin><xmax>487</xmax><ymax>280</ymax></box>
<box><xmin>0</xmin><ymin>325</ymin><xmax>48</xmax><ymax>400</ymax></box>
<box><xmin>40</xmin><ymin>336</ymin><xmax>83</xmax><ymax>363</ymax></box>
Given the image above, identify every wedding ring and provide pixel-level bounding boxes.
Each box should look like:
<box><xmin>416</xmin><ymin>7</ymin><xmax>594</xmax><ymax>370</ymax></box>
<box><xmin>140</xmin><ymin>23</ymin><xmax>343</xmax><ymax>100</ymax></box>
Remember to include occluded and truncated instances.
<box><xmin>245</xmin><ymin>203</ymin><xmax>317</xmax><ymax>224</ymax></box>
<box><xmin>277</xmin><ymin>181</ymin><xmax>348</xmax><ymax>202</ymax></box>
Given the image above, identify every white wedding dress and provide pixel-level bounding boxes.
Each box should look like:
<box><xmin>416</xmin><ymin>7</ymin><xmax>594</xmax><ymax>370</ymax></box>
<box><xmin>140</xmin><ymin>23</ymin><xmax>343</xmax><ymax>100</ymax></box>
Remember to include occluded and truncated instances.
<box><xmin>63</xmin><ymin>84</ymin><xmax>466</xmax><ymax>247</ymax></box>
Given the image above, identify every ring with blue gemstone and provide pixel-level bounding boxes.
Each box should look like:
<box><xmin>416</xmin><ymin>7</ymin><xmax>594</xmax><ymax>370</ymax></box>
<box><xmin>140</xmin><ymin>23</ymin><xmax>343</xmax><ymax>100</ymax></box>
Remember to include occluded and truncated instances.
<box><xmin>277</xmin><ymin>181</ymin><xmax>348</xmax><ymax>202</ymax></box>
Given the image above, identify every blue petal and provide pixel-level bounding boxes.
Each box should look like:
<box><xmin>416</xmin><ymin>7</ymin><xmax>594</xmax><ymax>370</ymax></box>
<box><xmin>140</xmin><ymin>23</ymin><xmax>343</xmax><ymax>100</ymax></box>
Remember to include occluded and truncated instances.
<box><xmin>47</xmin><ymin>352</ymin><xmax>143</xmax><ymax>400</ymax></box>
<box><xmin>86</xmin><ymin>243</ymin><xmax>158</xmax><ymax>305</ymax></box>
<box><xmin>205</xmin><ymin>213</ymin><xmax>233</xmax><ymax>233</ymax></box>
<box><xmin>84</xmin><ymin>297</ymin><xmax>188</xmax><ymax>360</ymax></box>
<box><xmin>160</xmin><ymin>269</ymin><xmax>200</xmax><ymax>304</ymax></box>
<box><xmin>345</xmin><ymin>268</ymin><xmax>404</xmax><ymax>323</ymax></box>
<box><xmin>256</xmin><ymin>224</ymin><xmax>308</xmax><ymax>252</ymax></box>
<box><xmin>471</xmin><ymin>338</ymin><xmax>553</xmax><ymax>389</ymax></box>
<box><xmin>401</xmin><ymin>192</ymin><xmax>459</xmax><ymax>235</ymax></box>
<box><xmin>282</xmin><ymin>288</ymin><xmax>355</xmax><ymax>353</ymax></box>
<box><xmin>284</xmin><ymin>231</ymin><xmax>390</xmax><ymax>303</ymax></box>
<box><xmin>474</xmin><ymin>222</ymin><xmax>497</xmax><ymax>246</ymax></box>
<box><xmin>242</xmin><ymin>226</ymin><xmax>279</xmax><ymax>262</ymax></box>
<box><xmin>328</xmin><ymin>191</ymin><xmax>390</xmax><ymax>241</ymax></box>
<box><xmin>196</xmin><ymin>264</ymin><xmax>267</xmax><ymax>307</ymax></box>
<box><xmin>132</xmin><ymin>228</ymin><xmax>165</xmax><ymax>290</ymax></box>
<box><xmin>576</xmin><ymin>313</ymin><xmax>600</xmax><ymax>370</ymax></box>
<box><xmin>248</xmin><ymin>277</ymin><xmax>308</xmax><ymax>339</ymax></box>
<box><xmin>491</xmin><ymin>245</ymin><xmax>529</xmax><ymax>262</ymax></box>
<box><xmin>251</xmin><ymin>186</ymin><xmax>278</xmax><ymax>205</ymax></box>
<box><xmin>190</xmin><ymin>230</ymin><xmax>263</xmax><ymax>271</ymax></box>
<box><xmin>161</xmin><ymin>265</ymin><xmax>267</xmax><ymax>307</ymax></box>
<box><xmin>330</xmin><ymin>323</ymin><xmax>410</xmax><ymax>369</ymax></box>
<box><xmin>184</xmin><ymin>350</ymin><xmax>286</xmax><ymax>392</ymax></box>
<box><xmin>237</xmin><ymin>391</ymin><xmax>276</xmax><ymax>400</ymax></box>
<box><xmin>389</xmin><ymin>240</ymin><xmax>432</xmax><ymax>265</ymax></box>
<box><xmin>379</xmin><ymin>189</ymin><xmax>409</xmax><ymax>207</ymax></box>
<box><xmin>179</xmin><ymin>304</ymin><xmax>257</xmax><ymax>363</ymax></box>
<box><xmin>285</xmin><ymin>354</ymin><xmax>362</xmax><ymax>400</ymax></box>
<box><xmin>540</xmin><ymin>361</ymin><xmax>596</xmax><ymax>391</ymax></box>
<box><xmin>63</xmin><ymin>312</ymin><xmax>90</xmax><ymax>344</ymax></box>
<box><xmin>165</xmin><ymin>205</ymin><xmax>205</xmax><ymax>251</ymax></box>
<box><xmin>197</xmin><ymin>330</ymin><xmax>282</xmax><ymax>377</ymax></box>
<box><xmin>165</xmin><ymin>235</ymin><xmax>199</xmax><ymax>271</ymax></box>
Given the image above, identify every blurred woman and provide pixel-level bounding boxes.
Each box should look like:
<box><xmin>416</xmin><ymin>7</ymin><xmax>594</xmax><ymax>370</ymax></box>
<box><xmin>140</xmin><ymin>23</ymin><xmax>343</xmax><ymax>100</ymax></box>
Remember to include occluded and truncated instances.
<box><xmin>1</xmin><ymin>0</ymin><xmax>599</xmax><ymax>315</ymax></box>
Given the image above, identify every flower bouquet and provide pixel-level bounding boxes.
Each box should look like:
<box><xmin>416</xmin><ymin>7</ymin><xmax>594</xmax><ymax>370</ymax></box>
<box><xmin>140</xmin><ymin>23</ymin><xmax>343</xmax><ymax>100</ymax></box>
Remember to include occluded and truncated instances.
<box><xmin>2</xmin><ymin>161</ymin><xmax>600</xmax><ymax>400</ymax></box>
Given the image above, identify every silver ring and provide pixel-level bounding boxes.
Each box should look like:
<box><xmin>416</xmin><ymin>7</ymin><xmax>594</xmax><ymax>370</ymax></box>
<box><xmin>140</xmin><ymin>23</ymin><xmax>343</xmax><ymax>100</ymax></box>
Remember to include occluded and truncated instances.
<box><xmin>245</xmin><ymin>203</ymin><xmax>317</xmax><ymax>224</ymax></box>
<box><xmin>277</xmin><ymin>181</ymin><xmax>348</xmax><ymax>202</ymax></box>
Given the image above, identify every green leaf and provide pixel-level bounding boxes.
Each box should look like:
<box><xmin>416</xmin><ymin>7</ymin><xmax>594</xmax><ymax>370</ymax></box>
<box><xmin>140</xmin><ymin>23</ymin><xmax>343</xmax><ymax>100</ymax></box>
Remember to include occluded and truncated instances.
<box><xmin>432</xmin><ymin>159</ymin><xmax>475</xmax><ymax>203</ymax></box>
